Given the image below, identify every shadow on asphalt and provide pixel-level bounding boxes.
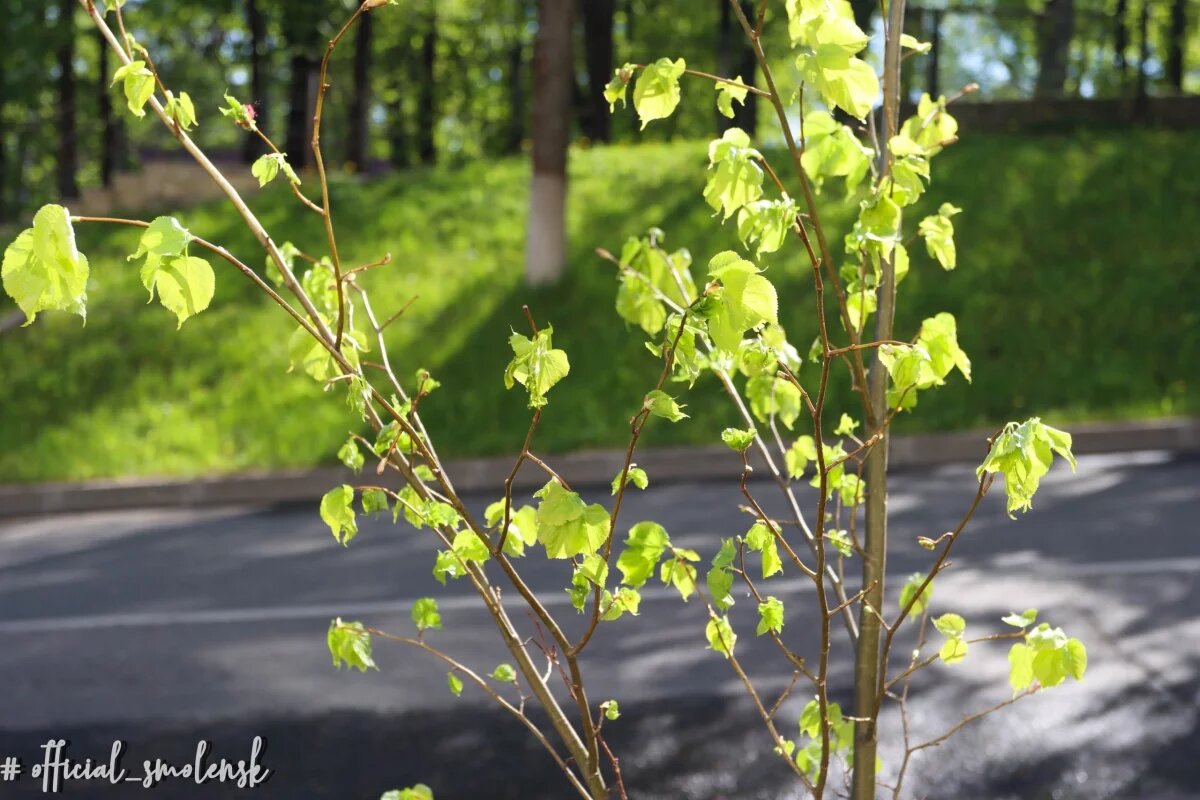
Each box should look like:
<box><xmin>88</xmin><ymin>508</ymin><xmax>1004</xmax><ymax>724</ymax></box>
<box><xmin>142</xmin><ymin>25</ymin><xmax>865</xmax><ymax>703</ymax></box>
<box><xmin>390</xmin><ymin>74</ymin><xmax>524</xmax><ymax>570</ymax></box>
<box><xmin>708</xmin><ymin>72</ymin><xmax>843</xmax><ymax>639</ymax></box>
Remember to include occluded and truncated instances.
<box><xmin>1</xmin><ymin>687</ymin><xmax>1198</xmax><ymax>800</ymax></box>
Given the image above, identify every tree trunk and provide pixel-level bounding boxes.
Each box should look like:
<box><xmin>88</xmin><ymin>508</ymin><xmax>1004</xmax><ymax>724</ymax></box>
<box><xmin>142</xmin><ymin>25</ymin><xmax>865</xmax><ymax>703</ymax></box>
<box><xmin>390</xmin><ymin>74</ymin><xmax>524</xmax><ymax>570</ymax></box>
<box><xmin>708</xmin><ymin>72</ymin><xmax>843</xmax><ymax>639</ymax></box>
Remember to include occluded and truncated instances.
<box><xmin>416</xmin><ymin>10</ymin><xmax>437</xmax><ymax>165</ymax></box>
<box><xmin>1035</xmin><ymin>0</ymin><xmax>1075</xmax><ymax>97</ymax></box>
<box><xmin>285</xmin><ymin>53</ymin><xmax>316</xmax><ymax>169</ymax></box>
<box><xmin>1135</xmin><ymin>0</ymin><xmax>1150</xmax><ymax>117</ymax></box>
<box><xmin>0</xmin><ymin>23</ymin><xmax>7</xmax><ymax>223</ymax></box>
<box><xmin>505</xmin><ymin>35</ymin><xmax>527</xmax><ymax>153</ymax></box>
<box><xmin>347</xmin><ymin>10</ymin><xmax>374</xmax><ymax>170</ymax></box>
<box><xmin>852</xmin><ymin>1</ymin><xmax>905</xmax><ymax>797</ymax></box>
<box><xmin>1167</xmin><ymin>0</ymin><xmax>1187</xmax><ymax>92</ymax></box>
<box><xmin>926</xmin><ymin>8</ymin><xmax>942</xmax><ymax>98</ymax></box>
<box><xmin>717</xmin><ymin>0</ymin><xmax>758</xmax><ymax>135</ymax></box>
<box><xmin>581</xmin><ymin>0</ymin><xmax>615</xmax><ymax>143</ymax></box>
<box><xmin>56</xmin><ymin>0</ymin><xmax>79</xmax><ymax>201</ymax></box>
<box><xmin>98</xmin><ymin>29</ymin><xmax>117</xmax><ymax>187</ymax></box>
<box><xmin>525</xmin><ymin>0</ymin><xmax>575</xmax><ymax>285</ymax></box>
<box><xmin>1114</xmin><ymin>0</ymin><xmax>1129</xmax><ymax>88</ymax></box>
<box><xmin>242</xmin><ymin>0</ymin><xmax>269</xmax><ymax>164</ymax></box>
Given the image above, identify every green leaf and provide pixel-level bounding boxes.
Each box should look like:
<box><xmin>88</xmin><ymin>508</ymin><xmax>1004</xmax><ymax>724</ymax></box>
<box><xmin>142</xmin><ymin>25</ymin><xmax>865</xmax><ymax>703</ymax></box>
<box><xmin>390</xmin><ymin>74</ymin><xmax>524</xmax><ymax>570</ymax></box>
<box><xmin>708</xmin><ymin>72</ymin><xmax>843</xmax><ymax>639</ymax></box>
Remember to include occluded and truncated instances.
<box><xmin>484</xmin><ymin>501</ymin><xmax>539</xmax><ymax>556</ymax></box>
<box><xmin>707</xmin><ymin>565</ymin><xmax>735</xmax><ymax>612</ymax></box>
<box><xmin>616</xmin><ymin>521</ymin><xmax>670</xmax><ymax>587</ymax></box>
<box><xmin>163</xmin><ymin>90</ymin><xmax>198</xmax><ymax>131</ymax></box>
<box><xmin>361</xmin><ymin>489</ymin><xmax>389</xmax><ymax>516</ymax></box>
<box><xmin>405</xmin><ymin>598</ymin><xmax>442</xmax><ymax>632</ymax></box>
<box><xmin>899</xmin><ymin>93</ymin><xmax>958</xmax><ymax>153</ymax></box>
<box><xmin>337</xmin><ymin>437</ymin><xmax>365</xmax><ymax>473</ymax></box>
<box><xmin>833</xmin><ymin>413</ymin><xmax>859</xmax><ymax>437</ymax></box>
<box><xmin>939</xmin><ymin>637</ymin><xmax>968</xmax><ymax>665</ymax></box>
<box><xmin>147</xmin><ymin>256</ymin><xmax>216</xmax><ymax>328</ymax></box>
<box><xmin>504</xmin><ymin>326</ymin><xmax>570</xmax><ymax>408</ymax></box>
<box><xmin>601</xmin><ymin>699</ymin><xmax>621</xmax><ymax>721</ymax></box>
<box><xmin>706</xmin><ymin>615</ymin><xmax>737</xmax><ymax>658</ymax></box>
<box><xmin>447</xmin><ymin>672</ymin><xmax>464</xmax><ymax>697</ymax></box>
<box><xmin>786</xmin><ymin>435</ymin><xmax>818</xmax><ymax>479</ymax></box>
<box><xmin>918</xmin><ymin>203</ymin><xmax>961</xmax><ymax>270</ymax></box>
<box><xmin>745</xmin><ymin>521</ymin><xmax>783</xmax><ymax>578</ymax></box>
<box><xmin>219</xmin><ymin>92</ymin><xmax>257</xmax><ymax>130</ymax></box>
<box><xmin>1009</xmin><ymin>642</ymin><xmax>1034</xmax><ymax>692</ymax></box>
<box><xmin>644</xmin><ymin>389</ymin><xmax>688</xmax><ymax>422</ymax></box>
<box><xmin>933</xmin><ymin>612</ymin><xmax>966</xmax><ymax>639</ymax></box>
<box><xmin>533</xmin><ymin>480</ymin><xmax>609</xmax><ymax>559</ymax></box>
<box><xmin>796</xmin><ymin>47</ymin><xmax>878</xmax><ymax>120</ymax></box>
<box><xmin>1064</xmin><ymin>638</ymin><xmax>1088</xmax><ymax>681</ymax></box>
<box><xmin>716</xmin><ymin>76</ymin><xmax>749</xmax><ymax>119</ymax></box>
<box><xmin>604</xmin><ymin>64</ymin><xmax>635</xmax><ymax>111</ymax></box>
<box><xmin>898</xmin><ymin>572</ymin><xmax>932</xmax><ymax>617</ymax></box>
<box><xmin>2</xmin><ymin>205</ymin><xmax>90</xmax><ymax>325</ymax></box>
<box><xmin>800</xmin><ymin>111</ymin><xmax>871</xmax><ymax>195</ymax></box>
<box><xmin>112</xmin><ymin>60</ymin><xmax>155</xmax><ymax>117</ymax></box>
<box><xmin>327</xmin><ymin>618</ymin><xmax>376</xmax><ymax>671</ymax></box>
<box><xmin>757</xmin><ymin>596</ymin><xmax>785</xmax><ymax>636</ymax></box>
<box><xmin>704</xmin><ymin>128</ymin><xmax>765</xmax><ymax>220</ymax></box>
<box><xmin>490</xmin><ymin>663</ymin><xmax>517</xmax><ymax>683</ymax></box>
<box><xmin>900</xmin><ymin>33</ymin><xmax>933</xmax><ymax>53</ymax></box>
<box><xmin>320</xmin><ymin>485</ymin><xmax>358</xmax><ymax>545</ymax></box>
<box><xmin>736</xmin><ymin>196</ymin><xmax>797</xmax><ymax>257</ymax></box>
<box><xmin>746</xmin><ymin>374</ymin><xmax>802</xmax><ymax>430</ymax></box>
<box><xmin>611</xmin><ymin>465</ymin><xmax>649</xmax><ymax>495</ymax></box>
<box><xmin>706</xmin><ymin>251</ymin><xmax>778</xmax><ymax>352</ymax></box>
<box><xmin>721</xmin><ymin>427</ymin><xmax>757</xmax><ymax>452</ymax></box>
<box><xmin>825</xmin><ymin>529</ymin><xmax>852</xmax><ymax>557</ymax></box>
<box><xmin>632</xmin><ymin>57</ymin><xmax>686</xmax><ymax>128</ymax></box>
<box><xmin>978</xmin><ymin>418</ymin><xmax>1076</xmax><ymax>517</ymax></box>
<box><xmin>252</xmin><ymin>153</ymin><xmax>301</xmax><ymax>188</ymax></box>
<box><xmin>660</xmin><ymin>549</ymin><xmax>699</xmax><ymax>600</ymax></box>
<box><xmin>601</xmin><ymin>586</ymin><xmax>642</xmax><ymax>620</ymax></box>
<box><xmin>1002</xmin><ymin>609</ymin><xmax>1038</xmax><ymax>628</ymax></box>
<box><xmin>380</xmin><ymin>785</ymin><xmax>434</xmax><ymax>800</ymax></box>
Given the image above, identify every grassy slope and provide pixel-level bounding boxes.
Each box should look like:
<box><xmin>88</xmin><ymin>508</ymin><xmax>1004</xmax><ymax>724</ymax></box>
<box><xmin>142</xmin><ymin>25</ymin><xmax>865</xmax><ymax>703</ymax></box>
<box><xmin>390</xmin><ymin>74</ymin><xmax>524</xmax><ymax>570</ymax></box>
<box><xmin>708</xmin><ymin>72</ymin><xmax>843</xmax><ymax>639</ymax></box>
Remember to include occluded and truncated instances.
<box><xmin>1</xmin><ymin>130</ymin><xmax>1196</xmax><ymax>482</ymax></box>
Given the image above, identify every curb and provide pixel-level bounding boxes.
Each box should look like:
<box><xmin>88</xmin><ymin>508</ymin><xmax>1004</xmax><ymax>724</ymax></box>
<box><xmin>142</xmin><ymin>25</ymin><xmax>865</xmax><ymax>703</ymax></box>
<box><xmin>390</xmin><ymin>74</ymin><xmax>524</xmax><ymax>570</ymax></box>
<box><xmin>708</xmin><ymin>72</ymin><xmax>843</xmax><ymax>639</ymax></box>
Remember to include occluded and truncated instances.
<box><xmin>1</xmin><ymin>418</ymin><xmax>1197</xmax><ymax>520</ymax></box>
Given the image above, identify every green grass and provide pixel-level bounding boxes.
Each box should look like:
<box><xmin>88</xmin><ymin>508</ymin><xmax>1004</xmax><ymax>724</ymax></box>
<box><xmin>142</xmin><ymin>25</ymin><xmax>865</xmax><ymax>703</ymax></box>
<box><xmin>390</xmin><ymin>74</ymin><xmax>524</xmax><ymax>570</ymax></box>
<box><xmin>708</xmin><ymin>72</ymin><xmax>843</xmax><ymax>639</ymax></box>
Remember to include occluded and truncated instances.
<box><xmin>1</xmin><ymin>130</ymin><xmax>1197</xmax><ymax>482</ymax></box>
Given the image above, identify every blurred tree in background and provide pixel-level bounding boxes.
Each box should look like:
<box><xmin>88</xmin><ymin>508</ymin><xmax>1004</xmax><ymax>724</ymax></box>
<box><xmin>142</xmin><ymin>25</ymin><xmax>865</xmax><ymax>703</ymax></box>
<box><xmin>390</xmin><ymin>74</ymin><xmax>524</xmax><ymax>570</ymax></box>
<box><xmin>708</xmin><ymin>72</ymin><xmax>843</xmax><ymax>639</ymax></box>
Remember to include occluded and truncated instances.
<box><xmin>0</xmin><ymin>0</ymin><xmax>1195</xmax><ymax>225</ymax></box>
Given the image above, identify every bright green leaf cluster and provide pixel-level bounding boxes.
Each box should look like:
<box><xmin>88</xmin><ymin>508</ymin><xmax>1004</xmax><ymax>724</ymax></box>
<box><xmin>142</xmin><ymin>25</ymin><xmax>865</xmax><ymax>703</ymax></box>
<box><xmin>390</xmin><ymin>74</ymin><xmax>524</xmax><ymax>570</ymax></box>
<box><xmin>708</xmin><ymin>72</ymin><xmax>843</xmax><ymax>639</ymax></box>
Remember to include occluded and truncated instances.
<box><xmin>898</xmin><ymin>572</ymin><xmax>933</xmax><ymax>618</ymax></box>
<box><xmin>533</xmin><ymin>480</ymin><xmax>609</xmax><ymax>559</ymax></box>
<box><xmin>163</xmin><ymin>90</ymin><xmax>198</xmax><ymax>131</ymax></box>
<box><xmin>745</xmin><ymin>521</ymin><xmax>783</xmax><ymax>579</ymax></box>
<box><xmin>934</xmin><ymin>612</ymin><xmax>968</xmax><ymax>664</ymax></box>
<box><xmin>757</xmin><ymin>596</ymin><xmax>785</xmax><ymax>636</ymax></box>
<box><xmin>704</xmin><ymin>128</ymin><xmax>764</xmax><ymax>221</ymax></box>
<box><xmin>918</xmin><ymin>202</ymin><xmax>962</xmax><ymax>270</ymax></box>
<box><xmin>604</xmin><ymin>64</ymin><xmax>635</xmax><ymax>111</ymax></box>
<box><xmin>252</xmin><ymin>153</ymin><xmax>302</xmax><ymax>188</ymax></box>
<box><xmin>411</xmin><ymin>598</ymin><xmax>442</xmax><ymax>632</ymax></box>
<box><xmin>327</xmin><ymin>618</ymin><xmax>376</xmax><ymax>671</ymax></box>
<box><xmin>380</xmin><ymin>786</ymin><xmax>433</xmax><ymax>800</ymax></box>
<box><xmin>705</xmin><ymin>251</ymin><xmax>778</xmax><ymax>353</ymax></box>
<box><xmin>112</xmin><ymin>61</ymin><xmax>155</xmax><ymax>118</ymax></box>
<box><xmin>716</xmin><ymin>77</ymin><xmax>749</xmax><ymax>119</ymax></box>
<box><xmin>789</xmin><ymin>0</ymin><xmax>879</xmax><ymax>119</ymax></box>
<box><xmin>705</xmin><ymin>615</ymin><xmax>736</xmax><ymax>658</ymax></box>
<box><xmin>879</xmin><ymin>312</ymin><xmax>971</xmax><ymax>410</ymax></box>
<box><xmin>978</xmin><ymin>418</ymin><xmax>1076</xmax><ymax>517</ymax></box>
<box><xmin>504</xmin><ymin>326</ymin><xmax>570</xmax><ymax>408</ymax></box>
<box><xmin>2</xmin><ymin>205</ymin><xmax>89</xmax><ymax>325</ymax></box>
<box><xmin>128</xmin><ymin>216</ymin><xmax>215</xmax><ymax>328</ymax></box>
<box><xmin>1009</xmin><ymin>622</ymin><xmax>1087</xmax><ymax>693</ymax></box>
<box><xmin>617</xmin><ymin>521</ymin><xmax>670</xmax><ymax>587</ymax></box>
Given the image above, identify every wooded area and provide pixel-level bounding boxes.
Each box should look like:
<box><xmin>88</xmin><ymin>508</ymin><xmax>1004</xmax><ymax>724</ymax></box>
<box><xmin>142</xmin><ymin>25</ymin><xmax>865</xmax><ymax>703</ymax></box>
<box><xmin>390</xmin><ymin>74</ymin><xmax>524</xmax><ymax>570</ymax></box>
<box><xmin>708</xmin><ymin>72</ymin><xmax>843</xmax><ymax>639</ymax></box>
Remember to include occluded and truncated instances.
<box><xmin>0</xmin><ymin>0</ymin><xmax>1194</xmax><ymax>232</ymax></box>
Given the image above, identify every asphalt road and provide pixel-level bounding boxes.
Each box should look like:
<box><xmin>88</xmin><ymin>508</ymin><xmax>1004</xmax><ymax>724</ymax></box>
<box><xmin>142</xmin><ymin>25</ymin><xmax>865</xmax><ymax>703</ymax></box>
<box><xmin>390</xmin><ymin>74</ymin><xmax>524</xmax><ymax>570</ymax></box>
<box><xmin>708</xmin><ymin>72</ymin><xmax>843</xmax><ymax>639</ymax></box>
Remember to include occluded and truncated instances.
<box><xmin>0</xmin><ymin>451</ymin><xmax>1197</xmax><ymax>799</ymax></box>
